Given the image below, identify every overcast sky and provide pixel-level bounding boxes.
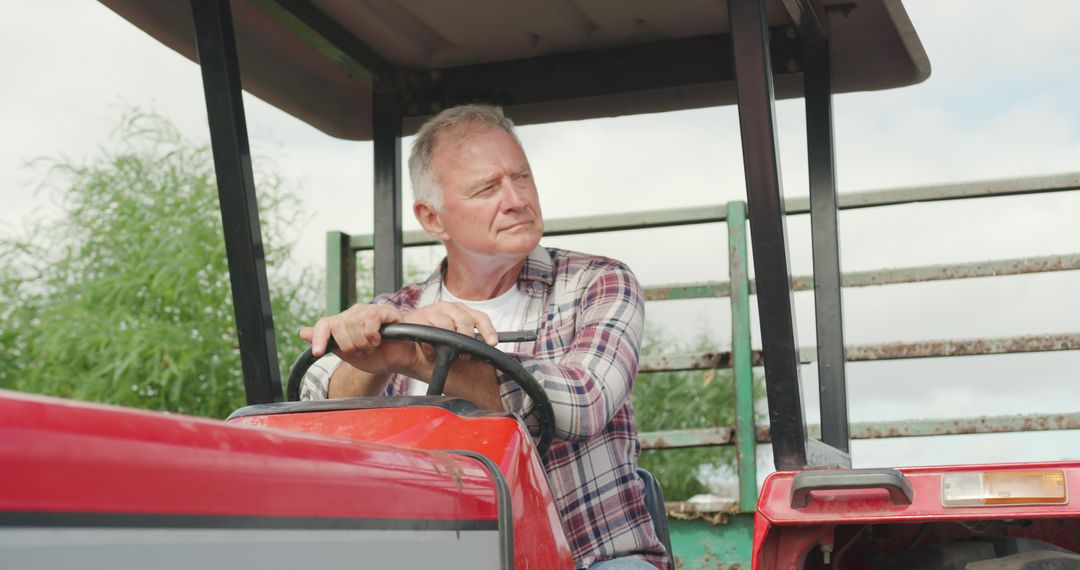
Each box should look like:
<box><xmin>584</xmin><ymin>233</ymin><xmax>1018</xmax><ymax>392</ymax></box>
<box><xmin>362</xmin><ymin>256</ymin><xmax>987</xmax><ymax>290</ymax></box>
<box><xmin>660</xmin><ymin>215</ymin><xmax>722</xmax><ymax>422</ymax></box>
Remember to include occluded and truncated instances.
<box><xmin>2</xmin><ymin>1</ymin><xmax>1079</xmax><ymax>478</ymax></box>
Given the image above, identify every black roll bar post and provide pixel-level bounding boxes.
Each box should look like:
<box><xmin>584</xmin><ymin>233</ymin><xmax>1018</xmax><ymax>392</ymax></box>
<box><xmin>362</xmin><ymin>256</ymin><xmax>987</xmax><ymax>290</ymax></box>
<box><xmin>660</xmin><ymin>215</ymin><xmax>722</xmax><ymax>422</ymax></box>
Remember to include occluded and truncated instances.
<box><xmin>728</xmin><ymin>0</ymin><xmax>850</xmax><ymax>470</ymax></box>
<box><xmin>191</xmin><ymin>0</ymin><xmax>282</xmax><ymax>405</ymax></box>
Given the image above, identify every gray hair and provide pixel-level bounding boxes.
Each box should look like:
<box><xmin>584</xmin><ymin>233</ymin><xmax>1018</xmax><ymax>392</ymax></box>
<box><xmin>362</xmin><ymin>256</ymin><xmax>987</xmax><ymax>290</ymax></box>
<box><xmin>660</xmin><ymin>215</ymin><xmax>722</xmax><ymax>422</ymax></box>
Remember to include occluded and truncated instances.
<box><xmin>408</xmin><ymin>104</ymin><xmax>521</xmax><ymax>211</ymax></box>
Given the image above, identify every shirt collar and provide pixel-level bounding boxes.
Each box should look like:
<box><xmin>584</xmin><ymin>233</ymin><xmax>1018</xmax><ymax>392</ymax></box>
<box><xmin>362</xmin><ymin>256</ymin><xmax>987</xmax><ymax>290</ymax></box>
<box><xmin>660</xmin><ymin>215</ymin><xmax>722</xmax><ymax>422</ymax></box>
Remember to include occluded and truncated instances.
<box><xmin>418</xmin><ymin>245</ymin><xmax>553</xmax><ymax>305</ymax></box>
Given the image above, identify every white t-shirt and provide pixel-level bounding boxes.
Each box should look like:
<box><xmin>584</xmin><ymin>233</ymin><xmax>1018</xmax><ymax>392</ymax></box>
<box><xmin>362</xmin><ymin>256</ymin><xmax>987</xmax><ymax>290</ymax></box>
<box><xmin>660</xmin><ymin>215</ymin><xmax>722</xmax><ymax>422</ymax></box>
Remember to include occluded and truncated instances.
<box><xmin>405</xmin><ymin>283</ymin><xmax>530</xmax><ymax>395</ymax></box>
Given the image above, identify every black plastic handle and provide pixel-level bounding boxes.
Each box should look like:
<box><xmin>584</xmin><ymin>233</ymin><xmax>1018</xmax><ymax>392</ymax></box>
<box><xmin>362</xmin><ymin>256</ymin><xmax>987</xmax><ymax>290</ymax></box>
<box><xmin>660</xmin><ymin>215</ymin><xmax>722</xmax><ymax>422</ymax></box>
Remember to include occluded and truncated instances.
<box><xmin>790</xmin><ymin>468</ymin><xmax>914</xmax><ymax>508</ymax></box>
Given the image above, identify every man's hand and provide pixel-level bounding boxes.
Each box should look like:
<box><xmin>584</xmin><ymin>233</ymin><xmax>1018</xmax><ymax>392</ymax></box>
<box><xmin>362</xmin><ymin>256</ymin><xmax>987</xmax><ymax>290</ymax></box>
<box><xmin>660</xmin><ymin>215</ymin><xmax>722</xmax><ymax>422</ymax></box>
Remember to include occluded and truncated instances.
<box><xmin>402</xmin><ymin>301</ymin><xmax>499</xmax><ymax>361</ymax></box>
<box><xmin>299</xmin><ymin>303</ymin><xmax>418</xmax><ymax>375</ymax></box>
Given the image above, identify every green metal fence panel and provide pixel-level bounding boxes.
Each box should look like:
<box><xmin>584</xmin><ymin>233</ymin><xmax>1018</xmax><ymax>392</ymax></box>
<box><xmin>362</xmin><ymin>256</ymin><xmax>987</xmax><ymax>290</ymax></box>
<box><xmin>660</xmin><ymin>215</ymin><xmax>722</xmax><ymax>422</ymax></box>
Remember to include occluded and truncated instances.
<box><xmin>325</xmin><ymin>231</ymin><xmax>353</xmax><ymax>314</ymax></box>
<box><xmin>728</xmin><ymin>201</ymin><xmax>758</xmax><ymax>514</ymax></box>
<box><xmin>344</xmin><ymin>173</ymin><xmax>1080</xmax><ymax>253</ymax></box>
<box><xmin>644</xmin><ymin>253</ymin><xmax>1080</xmax><ymax>301</ymax></box>
<box><xmin>639</xmin><ymin>332</ymin><xmax>1080</xmax><ymax>374</ymax></box>
<box><xmin>640</xmin><ymin>411</ymin><xmax>1080</xmax><ymax>449</ymax></box>
<box><xmin>640</xmin><ymin>427</ymin><xmax>734</xmax><ymax>449</ymax></box>
<box><xmin>669</xmin><ymin>514</ymin><xmax>754</xmax><ymax>570</ymax></box>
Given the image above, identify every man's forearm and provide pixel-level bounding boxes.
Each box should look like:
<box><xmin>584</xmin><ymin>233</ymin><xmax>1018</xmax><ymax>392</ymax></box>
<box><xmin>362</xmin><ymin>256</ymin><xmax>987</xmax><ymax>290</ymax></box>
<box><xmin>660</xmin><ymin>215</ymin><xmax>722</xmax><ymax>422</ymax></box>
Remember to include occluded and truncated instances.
<box><xmin>442</xmin><ymin>359</ymin><xmax>504</xmax><ymax>411</ymax></box>
<box><xmin>328</xmin><ymin>364</ymin><xmax>391</xmax><ymax>398</ymax></box>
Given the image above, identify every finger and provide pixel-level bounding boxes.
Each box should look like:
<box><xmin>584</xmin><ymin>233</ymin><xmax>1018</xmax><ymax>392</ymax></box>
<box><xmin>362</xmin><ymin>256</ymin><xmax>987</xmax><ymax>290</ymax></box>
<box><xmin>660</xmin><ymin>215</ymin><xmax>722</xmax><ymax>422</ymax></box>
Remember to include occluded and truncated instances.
<box><xmin>299</xmin><ymin>326</ymin><xmax>314</xmax><ymax>343</ymax></box>
<box><xmin>360</xmin><ymin>315</ymin><xmax>382</xmax><ymax>352</ymax></box>
<box><xmin>466</xmin><ymin>308</ymin><xmax>499</xmax><ymax>346</ymax></box>
<box><xmin>311</xmin><ymin>317</ymin><xmax>333</xmax><ymax>357</ymax></box>
<box><xmin>445</xmin><ymin>303</ymin><xmax>479</xmax><ymax>337</ymax></box>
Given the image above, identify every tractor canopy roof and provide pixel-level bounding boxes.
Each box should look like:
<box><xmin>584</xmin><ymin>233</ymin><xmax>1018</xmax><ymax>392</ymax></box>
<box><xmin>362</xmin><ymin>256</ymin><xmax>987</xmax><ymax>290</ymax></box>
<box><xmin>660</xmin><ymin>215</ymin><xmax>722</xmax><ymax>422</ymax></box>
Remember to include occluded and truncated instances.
<box><xmin>100</xmin><ymin>0</ymin><xmax>929</xmax><ymax>139</ymax></box>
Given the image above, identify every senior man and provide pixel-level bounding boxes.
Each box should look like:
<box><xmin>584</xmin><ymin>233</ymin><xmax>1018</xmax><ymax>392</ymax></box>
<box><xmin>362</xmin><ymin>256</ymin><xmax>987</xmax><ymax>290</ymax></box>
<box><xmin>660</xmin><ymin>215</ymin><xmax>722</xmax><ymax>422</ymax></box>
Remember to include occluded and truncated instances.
<box><xmin>300</xmin><ymin>104</ymin><xmax>667</xmax><ymax>569</ymax></box>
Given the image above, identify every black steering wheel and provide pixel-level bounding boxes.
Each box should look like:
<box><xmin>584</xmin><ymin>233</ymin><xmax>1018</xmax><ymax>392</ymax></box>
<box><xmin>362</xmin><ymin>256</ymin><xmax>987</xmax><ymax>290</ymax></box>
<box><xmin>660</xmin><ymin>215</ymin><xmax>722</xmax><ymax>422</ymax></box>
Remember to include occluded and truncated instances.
<box><xmin>286</xmin><ymin>323</ymin><xmax>554</xmax><ymax>456</ymax></box>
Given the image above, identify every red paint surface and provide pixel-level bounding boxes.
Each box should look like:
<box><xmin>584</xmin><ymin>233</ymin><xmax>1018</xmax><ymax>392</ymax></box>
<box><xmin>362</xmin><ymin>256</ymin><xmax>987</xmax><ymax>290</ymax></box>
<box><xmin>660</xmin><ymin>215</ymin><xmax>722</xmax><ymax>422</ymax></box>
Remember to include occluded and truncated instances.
<box><xmin>752</xmin><ymin>463</ymin><xmax>1080</xmax><ymax>570</ymax></box>
<box><xmin>0</xmin><ymin>390</ymin><xmax>573</xmax><ymax>568</ymax></box>
<box><xmin>232</xmin><ymin>405</ymin><xmax>574</xmax><ymax>569</ymax></box>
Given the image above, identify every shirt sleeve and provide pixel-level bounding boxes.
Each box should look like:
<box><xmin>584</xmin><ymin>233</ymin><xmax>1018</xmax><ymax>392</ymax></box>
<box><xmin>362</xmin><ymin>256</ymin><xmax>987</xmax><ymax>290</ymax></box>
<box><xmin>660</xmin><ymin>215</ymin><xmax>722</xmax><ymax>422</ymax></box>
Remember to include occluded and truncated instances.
<box><xmin>497</xmin><ymin>261</ymin><xmax>645</xmax><ymax>442</ymax></box>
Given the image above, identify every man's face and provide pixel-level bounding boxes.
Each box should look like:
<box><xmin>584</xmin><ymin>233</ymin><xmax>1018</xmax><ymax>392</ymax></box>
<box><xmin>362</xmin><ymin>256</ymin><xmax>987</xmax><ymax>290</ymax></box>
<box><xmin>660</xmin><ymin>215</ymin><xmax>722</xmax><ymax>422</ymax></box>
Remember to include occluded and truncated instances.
<box><xmin>425</xmin><ymin>125</ymin><xmax>543</xmax><ymax>263</ymax></box>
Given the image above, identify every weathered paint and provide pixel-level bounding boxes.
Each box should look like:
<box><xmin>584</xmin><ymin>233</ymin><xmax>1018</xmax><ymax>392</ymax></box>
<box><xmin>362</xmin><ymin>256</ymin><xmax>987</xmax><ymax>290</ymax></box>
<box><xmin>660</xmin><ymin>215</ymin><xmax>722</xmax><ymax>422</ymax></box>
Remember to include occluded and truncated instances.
<box><xmin>835</xmin><ymin>332</ymin><xmax>1080</xmax><ymax>362</ymax></box>
<box><xmin>668</xmin><ymin>514</ymin><xmax>754</xmax><ymax>570</ymax></box>
<box><xmin>640</xmin><ymin>333</ymin><xmax>1080</xmax><ymax>373</ymax></box>
<box><xmin>645</xmin><ymin>253</ymin><xmax>1080</xmax><ymax>300</ymax></box>
<box><xmin>728</xmin><ymin>201</ymin><xmax>758</xmax><ymax>513</ymax></box>
<box><xmin>344</xmin><ymin>173</ymin><xmax>1080</xmax><ymax>252</ymax></box>
<box><xmin>639</xmin><ymin>427</ymin><xmax>733</xmax><ymax>450</ymax></box>
<box><xmin>666</xmin><ymin>499</ymin><xmax>739</xmax><ymax>516</ymax></box>
<box><xmin>786</xmin><ymin>171</ymin><xmax>1080</xmax><ymax>213</ymax></box>
<box><xmin>646</xmin><ymin>282</ymin><xmax>730</xmax><ymax>301</ymax></box>
<box><xmin>639</xmin><ymin>351</ymin><xmax>770</xmax><ymax>372</ymax></box>
<box><xmin>641</xmin><ymin>412</ymin><xmax>1080</xmax><ymax>449</ymax></box>
<box><xmin>325</xmin><ymin>231</ymin><xmax>351</xmax><ymax>314</ymax></box>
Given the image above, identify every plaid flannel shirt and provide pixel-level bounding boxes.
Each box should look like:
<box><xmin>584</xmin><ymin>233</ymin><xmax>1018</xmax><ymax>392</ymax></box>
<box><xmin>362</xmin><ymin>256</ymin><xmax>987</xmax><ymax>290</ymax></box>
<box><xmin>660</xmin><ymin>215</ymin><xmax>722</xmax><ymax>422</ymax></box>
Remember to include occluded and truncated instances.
<box><xmin>302</xmin><ymin>246</ymin><xmax>668</xmax><ymax>569</ymax></box>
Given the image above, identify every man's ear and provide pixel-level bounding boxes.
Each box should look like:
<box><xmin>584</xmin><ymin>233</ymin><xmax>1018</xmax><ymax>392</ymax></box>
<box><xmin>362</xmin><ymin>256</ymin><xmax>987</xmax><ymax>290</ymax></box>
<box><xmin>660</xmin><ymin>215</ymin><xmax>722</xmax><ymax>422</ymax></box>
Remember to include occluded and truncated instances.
<box><xmin>414</xmin><ymin>201</ymin><xmax>449</xmax><ymax>241</ymax></box>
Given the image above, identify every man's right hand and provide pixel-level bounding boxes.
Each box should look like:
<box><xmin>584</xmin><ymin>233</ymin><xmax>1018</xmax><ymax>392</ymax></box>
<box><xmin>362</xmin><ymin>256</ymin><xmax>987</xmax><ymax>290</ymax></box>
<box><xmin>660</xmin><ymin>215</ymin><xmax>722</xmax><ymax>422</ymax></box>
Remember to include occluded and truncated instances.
<box><xmin>299</xmin><ymin>303</ymin><xmax>419</xmax><ymax>376</ymax></box>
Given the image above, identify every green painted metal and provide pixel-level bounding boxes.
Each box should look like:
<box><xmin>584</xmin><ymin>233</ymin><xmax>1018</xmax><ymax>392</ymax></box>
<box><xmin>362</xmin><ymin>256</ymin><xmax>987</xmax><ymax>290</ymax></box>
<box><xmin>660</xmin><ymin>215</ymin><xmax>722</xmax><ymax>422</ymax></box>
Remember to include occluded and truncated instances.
<box><xmin>640</xmin><ymin>332</ymin><xmax>1080</xmax><ymax>373</ymax></box>
<box><xmin>349</xmin><ymin>205</ymin><xmax>732</xmax><ymax>252</ymax></box>
<box><xmin>640</xmin><ymin>411</ymin><xmax>1080</xmax><ymax>449</ymax></box>
<box><xmin>785</xmin><ymin>171</ymin><xmax>1080</xmax><ymax>213</ymax></box>
<box><xmin>325</xmin><ymin>231</ymin><xmax>352</xmax><ymax>314</ymax></box>
<box><xmin>645</xmin><ymin>281</ymin><xmax>730</xmax><ymax>301</ymax></box>
<box><xmin>645</xmin><ymin>253</ymin><xmax>1080</xmax><ymax>301</ymax></box>
<box><xmin>346</xmin><ymin>173</ymin><xmax>1080</xmax><ymax>253</ymax></box>
<box><xmin>639</xmin><ymin>427</ymin><xmax>733</xmax><ymax>449</ymax></box>
<box><xmin>836</xmin><ymin>412</ymin><xmax>1080</xmax><ymax>440</ymax></box>
<box><xmin>248</xmin><ymin>0</ymin><xmax>378</xmax><ymax>88</ymax></box>
<box><xmin>669</xmin><ymin>514</ymin><xmax>754</xmax><ymax>570</ymax></box>
<box><xmin>835</xmin><ymin>332</ymin><xmax>1080</xmax><ymax>361</ymax></box>
<box><xmin>727</xmin><ymin>201</ymin><xmax>757</xmax><ymax>514</ymax></box>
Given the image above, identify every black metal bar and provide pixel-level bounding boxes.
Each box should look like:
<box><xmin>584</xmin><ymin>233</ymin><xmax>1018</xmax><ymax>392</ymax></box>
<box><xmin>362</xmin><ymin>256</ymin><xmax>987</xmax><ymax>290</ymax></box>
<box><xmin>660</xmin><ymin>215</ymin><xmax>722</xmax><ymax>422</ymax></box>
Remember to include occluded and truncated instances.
<box><xmin>267</xmin><ymin>0</ymin><xmax>393</xmax><ymax>82</ymax></box>
<box><xmin>399</xmin><ymin>32</ymin><xmax>802</xmax><ymax>117</ymax></box>
<box><xmin>372</xmin><ymin>89</ymin><xmax>403</xmax><ymax>295</ymax></box>
<box><xmin>780</xmin><ymin>0</ymin><xmax>830</xmax><ymax>39</ymax></box>
<box><xmin>191</xmin><ymin>0</ymin><xmax>282</xmax><ymax>405</ymax></box>
<box><xmin>804</xmin><ymin>36</ymin><xmax>850</xmax><ymax>453</ymax></box>
<box><xmin>728</xmin><ymin>0</ymin><xmax>808</xmax><ymax>471</ymax></box>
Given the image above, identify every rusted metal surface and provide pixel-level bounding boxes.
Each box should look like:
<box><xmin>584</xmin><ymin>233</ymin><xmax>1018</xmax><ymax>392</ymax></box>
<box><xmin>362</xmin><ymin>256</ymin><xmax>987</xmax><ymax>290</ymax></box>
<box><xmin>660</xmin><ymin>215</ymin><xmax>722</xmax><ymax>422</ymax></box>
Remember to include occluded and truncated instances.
<box><xmin>346</xmin><ymin>173</ymin><xmax>1080</xmax><ymax>252</ymax></box>
<box><xmin>644</xmin><ymin>253</ymin><xmax>1080</xmax><ymax>300</ymax></box>
<box><xmin>786</xmin><ymin>172</ymin><xmax>1080</xmax><ymax>213</ymax></box>
<box><xmin>829</xmin><ymin>254</ymin><xmax>1080</xmax><ymax>289</ymax></box>
<box><xmin>349</xmin><ymin>205</ymin><xmax>730</xmax><ymax>251</ymax></box>
<box><xmin>640</xmin><ymin>351</ymin><xmax>768</xmax><ymax>372</ymax></box>
<box><xmin>727</xmin><ymin>201</ymin><xmax>758</xmax><ymax>513</ymax></box>
<box><xmin>643</xmin><ymin>412</ymin><xmax>1080</xmax><ymax>448</ymax></box>
<box><xmin>645</xmin><ymin>282</ymin><xmax>729</xmax><ymax>301</ymax></box>
<box><xmin>837</xmin><ymin>332</ymin><xmax>1080</xmax><ymax>362</ymax></box>
<box><xmin>665</xmin><ymin>498</ymin><xmax>740</xmax><ymax>516</ymax></box>
<box><xmin>755</xmin><ymin>412</ymin><xmax>1080</xmax><ymax>443</ymax></box>
<box><xmin>844</xmin><ymin>413</ymin><xmax>1080</xmax><ymax>440</ymax></box>
<box><xmin>638</xmin><ymin>427</ymin><xmax>734</xmax><ymax>450</ymax></box>
<box><xmin>640</xmin><ymin>333</ymin><xmax>1080</xmax><ymax>373</ymax></box>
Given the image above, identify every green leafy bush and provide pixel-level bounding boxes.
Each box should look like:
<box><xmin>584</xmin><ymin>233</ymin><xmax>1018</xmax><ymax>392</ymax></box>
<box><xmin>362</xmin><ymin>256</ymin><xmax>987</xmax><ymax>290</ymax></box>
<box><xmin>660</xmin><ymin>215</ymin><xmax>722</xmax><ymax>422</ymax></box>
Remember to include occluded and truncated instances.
<box><xmin>633</xmin><ymin>328</ymin><xmax>762</xmax><ymax>500</ymax></box>
<box><xmin>0</xmin><ymin>111</ymin><xmax>321</xmax><ymax>418</ymax></box>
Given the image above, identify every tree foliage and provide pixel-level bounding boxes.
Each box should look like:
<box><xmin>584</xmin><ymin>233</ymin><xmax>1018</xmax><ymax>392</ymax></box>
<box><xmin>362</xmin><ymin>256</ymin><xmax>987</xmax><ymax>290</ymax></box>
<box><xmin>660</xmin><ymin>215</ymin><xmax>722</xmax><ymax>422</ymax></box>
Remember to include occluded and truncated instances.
<box><xmin>633</xmin><ymin>328</ymin><xmax>763</xmax><ymax>501</ymax></box>
<box><xmin>0</xmin><ymin>111</ymin><xmax>322</xmax><ymax>418</ymax></box>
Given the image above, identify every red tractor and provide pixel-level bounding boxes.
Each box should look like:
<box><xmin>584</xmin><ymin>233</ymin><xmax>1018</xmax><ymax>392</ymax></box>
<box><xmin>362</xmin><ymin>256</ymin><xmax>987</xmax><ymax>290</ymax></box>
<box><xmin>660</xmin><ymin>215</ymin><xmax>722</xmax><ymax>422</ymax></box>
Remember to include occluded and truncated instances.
<box><xmin>3</xmin><ymin>1</ymin><xmax>1079</xmax><ymax>569</ymax></box>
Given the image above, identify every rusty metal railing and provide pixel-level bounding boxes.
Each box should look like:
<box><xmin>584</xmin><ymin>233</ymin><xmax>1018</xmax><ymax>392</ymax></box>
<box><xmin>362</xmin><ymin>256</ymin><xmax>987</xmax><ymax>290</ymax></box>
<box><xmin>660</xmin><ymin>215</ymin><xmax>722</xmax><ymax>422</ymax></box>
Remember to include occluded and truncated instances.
<box><xmin>327</xmin><ymin>172</ymin><xmax>1080</xmax><ymax>513</ymax></box>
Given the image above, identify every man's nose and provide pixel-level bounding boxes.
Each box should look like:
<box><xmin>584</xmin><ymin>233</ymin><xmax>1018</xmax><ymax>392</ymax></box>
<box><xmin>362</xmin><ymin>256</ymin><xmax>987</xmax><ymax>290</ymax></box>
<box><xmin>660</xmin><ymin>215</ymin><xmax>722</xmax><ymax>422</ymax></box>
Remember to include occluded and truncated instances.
<box><xmin>499</xmin><ymin>178</ymin><xmax>529</xmax><ymax>210</ymax></box>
